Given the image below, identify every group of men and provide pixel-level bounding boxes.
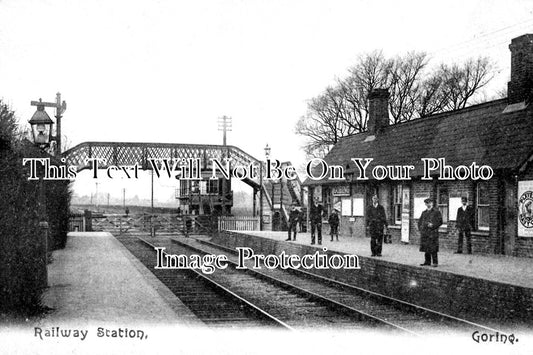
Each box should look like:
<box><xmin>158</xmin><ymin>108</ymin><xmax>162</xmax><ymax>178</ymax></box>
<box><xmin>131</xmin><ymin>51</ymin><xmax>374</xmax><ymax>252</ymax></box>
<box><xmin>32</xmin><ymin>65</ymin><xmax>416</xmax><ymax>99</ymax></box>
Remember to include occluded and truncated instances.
<box><xmin>366</xmin><ymin>195</ymin><xmax>474</xmax><ymax>267</ymax></box>
<box><xmin>286</xmin><ymin>194</ymin><xmax>475</xmax><ymax>267</ymax></box>
<box><xmin>285</xmin><ymin>199</ymin><xmax>340</xmax><ymax>244</ymax></box>
<box><xmin>417</xmin><ymin>196</ymin><xmax>474</xmax><ymax>266</ymax></box>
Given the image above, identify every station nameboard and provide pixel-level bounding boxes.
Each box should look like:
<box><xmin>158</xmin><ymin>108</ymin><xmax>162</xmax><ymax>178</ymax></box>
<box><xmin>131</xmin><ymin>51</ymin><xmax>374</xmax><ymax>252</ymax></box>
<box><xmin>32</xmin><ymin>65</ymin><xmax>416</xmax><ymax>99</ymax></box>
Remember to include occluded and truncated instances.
<box><xmin>332</xmin><ymin>185</ymin><xmax>350</xmax><ymax>197</ymax></box>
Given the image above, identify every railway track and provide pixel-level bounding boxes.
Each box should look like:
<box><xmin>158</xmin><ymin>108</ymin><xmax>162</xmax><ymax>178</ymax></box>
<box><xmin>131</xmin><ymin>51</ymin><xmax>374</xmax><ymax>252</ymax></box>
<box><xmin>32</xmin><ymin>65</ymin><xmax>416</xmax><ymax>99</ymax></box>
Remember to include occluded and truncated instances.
<box><xmin>171</xmin><ymin>235</ymin><xmax>506</xmax><ymax>336</ymax></box>
<box><xmin>115</xmin><ymin>236</ymin><xmax>291</xmax><ymax>329</ymax></box>
<box><xmin>117</xmin><ymin>235</ymin><xmax>391</xmax><ymax>331</ymax></box>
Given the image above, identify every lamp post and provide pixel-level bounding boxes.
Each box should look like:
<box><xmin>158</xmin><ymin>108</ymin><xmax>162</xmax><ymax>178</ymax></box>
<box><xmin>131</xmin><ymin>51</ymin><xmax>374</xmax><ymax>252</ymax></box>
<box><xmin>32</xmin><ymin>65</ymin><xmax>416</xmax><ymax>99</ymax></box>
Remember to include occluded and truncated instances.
<box><xmin>264</xmin><ymin>143</ymin><xmax>271</xmax><ymax>160</ymax></box>
<box><xmin>28</xmin><ymin>95</ymin><xmax>65</xmax><ymax>288</ymax></box>
<box><xmin>30</xmin><ymin>93</ymin><xmax>66</xmax><ymax>156</ymax></box>
<box><xmin>259</xmin><ymin>144</ymin><xmax>271</xmax><ymax>231</ymax></box>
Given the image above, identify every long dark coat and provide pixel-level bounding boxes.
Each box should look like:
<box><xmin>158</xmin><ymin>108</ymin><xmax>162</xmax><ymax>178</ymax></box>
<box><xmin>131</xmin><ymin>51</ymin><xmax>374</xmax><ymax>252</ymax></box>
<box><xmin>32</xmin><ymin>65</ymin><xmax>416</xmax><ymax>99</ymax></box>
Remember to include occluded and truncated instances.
<box><xmin>309</xmin><ymin>203</ymin><xmax>324</xmax><ymax>224</ymax></box>
<box><xmin>366</xmin><ymin>204</ymin><xmax>387</xmax><ymax>237</ymax></box>
<box><xmin>288</xmin><ymin>209</ymin><xmax>300</xmax><ymax>226</ymax></box>
<box><xmin>418</xmin><ymin>208</ymin><xmax>443</xmax><ymax>253</ymax></box>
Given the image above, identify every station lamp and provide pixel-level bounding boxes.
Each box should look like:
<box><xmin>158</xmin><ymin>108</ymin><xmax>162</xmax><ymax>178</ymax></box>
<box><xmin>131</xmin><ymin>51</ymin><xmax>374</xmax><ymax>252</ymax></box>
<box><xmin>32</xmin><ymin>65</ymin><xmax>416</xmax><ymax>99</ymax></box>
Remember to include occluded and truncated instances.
<box><xmin>28</xmin><ymin>102</ymin><xmax>54</xmax><ymax>148</ymax></box>
<box><xmin>345</xmin><ymin>163</ymin><xmax>355</xmax><ymax>183</ymax></box>
<box><xmin>29</xmin><ymin>93</ymin><xmax>66</xmax><ymax>155</ymax></box>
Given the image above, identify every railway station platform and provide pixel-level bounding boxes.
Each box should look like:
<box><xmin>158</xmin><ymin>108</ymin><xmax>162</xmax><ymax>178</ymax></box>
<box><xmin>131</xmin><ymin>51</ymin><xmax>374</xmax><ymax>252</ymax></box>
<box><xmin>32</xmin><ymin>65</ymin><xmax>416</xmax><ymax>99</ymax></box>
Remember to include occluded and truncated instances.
<box><xmin>214</xmin><ymin>230</ymin><xmax>533</xmax><ymax>329</ymax></box>
<box><xmin>40</xmin><ymin>231</ymin><xmax>202</xmax><ymax>326</ymax></box>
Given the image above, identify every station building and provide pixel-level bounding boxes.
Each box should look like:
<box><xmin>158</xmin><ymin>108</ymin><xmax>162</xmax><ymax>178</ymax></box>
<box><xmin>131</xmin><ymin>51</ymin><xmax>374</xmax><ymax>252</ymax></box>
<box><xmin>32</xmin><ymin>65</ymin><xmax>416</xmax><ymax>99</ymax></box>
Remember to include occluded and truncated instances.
<box><xmin>304</xmin><ymin>34</ymin><xmax>533</xmax><ymax>257</ymax></box>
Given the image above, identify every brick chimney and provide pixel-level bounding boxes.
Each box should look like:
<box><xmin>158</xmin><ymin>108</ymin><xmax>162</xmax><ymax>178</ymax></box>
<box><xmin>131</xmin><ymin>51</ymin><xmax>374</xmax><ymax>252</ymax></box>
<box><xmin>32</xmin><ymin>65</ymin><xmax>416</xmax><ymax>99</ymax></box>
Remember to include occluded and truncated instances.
<box><xmin>508</xmin><ymin>34</ymin><xmax>533</xmax><ymax>104</ymax></box>
<box><xmin>367</xmin><ymin>89</ymin><xmax>389</xmax><ymax>134</ymax></box>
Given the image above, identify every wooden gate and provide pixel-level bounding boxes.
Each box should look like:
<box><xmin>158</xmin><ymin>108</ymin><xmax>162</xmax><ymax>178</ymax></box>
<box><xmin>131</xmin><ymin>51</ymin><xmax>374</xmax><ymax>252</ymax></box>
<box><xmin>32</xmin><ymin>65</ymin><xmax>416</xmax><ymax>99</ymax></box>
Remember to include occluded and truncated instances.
<box><xmin>218</xmin><ymin>216</ymin><xmax>260</xmax><ymax>231</ymax></box>
<box><xmin>90</xmin><ymin>213</ymin><xmax>201</xmax><ymax>236</ymax></box>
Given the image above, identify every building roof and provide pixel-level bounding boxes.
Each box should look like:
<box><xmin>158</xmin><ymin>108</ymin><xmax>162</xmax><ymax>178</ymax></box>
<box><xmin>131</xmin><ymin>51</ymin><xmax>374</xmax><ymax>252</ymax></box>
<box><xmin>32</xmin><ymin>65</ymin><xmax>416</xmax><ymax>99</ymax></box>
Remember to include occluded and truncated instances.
<box><xmin>305</xmin><ymin>98</ymin><xmax>533</xmax><ymax>185</ymax></box>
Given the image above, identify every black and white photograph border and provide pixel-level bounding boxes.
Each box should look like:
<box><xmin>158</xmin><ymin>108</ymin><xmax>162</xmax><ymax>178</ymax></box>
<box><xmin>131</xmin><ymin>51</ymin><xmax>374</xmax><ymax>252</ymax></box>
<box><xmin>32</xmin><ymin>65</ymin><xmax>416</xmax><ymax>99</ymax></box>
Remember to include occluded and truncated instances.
<box><xmin>1</xmin><ymin>0</ymin><xmax>533</xmax><ymax>354</ymax></box>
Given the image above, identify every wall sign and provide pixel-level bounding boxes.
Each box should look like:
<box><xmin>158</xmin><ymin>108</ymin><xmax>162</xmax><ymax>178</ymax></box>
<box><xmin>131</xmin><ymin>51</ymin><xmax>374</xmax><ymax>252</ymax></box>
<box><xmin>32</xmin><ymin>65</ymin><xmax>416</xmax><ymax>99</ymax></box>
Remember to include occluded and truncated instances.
<box><xmin>518</xmin><ymin>181</ymin><xmax>533</xmax><ymax>237</ymax></box>
<box><xmin>332</xmin><ymin>185</ymin><xmax>350</xmax><ymax>197</ymax></box>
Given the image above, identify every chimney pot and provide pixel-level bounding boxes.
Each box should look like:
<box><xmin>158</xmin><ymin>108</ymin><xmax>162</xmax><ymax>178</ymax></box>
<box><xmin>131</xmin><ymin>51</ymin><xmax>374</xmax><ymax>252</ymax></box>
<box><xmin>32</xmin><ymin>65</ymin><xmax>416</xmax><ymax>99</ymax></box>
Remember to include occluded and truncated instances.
<box><xmin>508</xmin><ymin>34</ymin><xmax>533</xmax><ymax>104</ymax></box>
<box><xmin>367</xmin><ymin>89</ymin><xmax>390</xmax><ymax>134</ymax></box>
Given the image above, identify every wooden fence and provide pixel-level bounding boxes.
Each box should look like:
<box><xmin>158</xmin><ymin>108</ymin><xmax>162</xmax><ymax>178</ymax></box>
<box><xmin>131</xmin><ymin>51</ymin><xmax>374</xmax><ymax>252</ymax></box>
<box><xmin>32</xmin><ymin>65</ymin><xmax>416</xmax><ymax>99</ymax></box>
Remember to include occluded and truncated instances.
<box><xmin>218</xmin><ymin>216</ymin><xmax>260</xmax><ymax>231</ymax></box>
<box><xmin>68</xmin><ymin>212</ymin><xmax>206</xmax><ymax>236</ymax></box>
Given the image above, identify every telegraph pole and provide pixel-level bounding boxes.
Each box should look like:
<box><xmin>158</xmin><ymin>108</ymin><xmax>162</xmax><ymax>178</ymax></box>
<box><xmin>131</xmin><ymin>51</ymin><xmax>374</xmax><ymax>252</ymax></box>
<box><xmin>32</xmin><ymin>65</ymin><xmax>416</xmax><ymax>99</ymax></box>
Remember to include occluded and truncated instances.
<box><xmin>217</xmin><ymin>116</ymin><xmax>232</xmax><ymax>215</ymax></box>
<box><xmin>151</xmin><ymin>170</ymin><xmax>155</xmax><ymax>236</ymax></box>
<box><xmin>217</xmin><ymin>115</ymin><xmax>232</xmax><ymax>146</ymax></box>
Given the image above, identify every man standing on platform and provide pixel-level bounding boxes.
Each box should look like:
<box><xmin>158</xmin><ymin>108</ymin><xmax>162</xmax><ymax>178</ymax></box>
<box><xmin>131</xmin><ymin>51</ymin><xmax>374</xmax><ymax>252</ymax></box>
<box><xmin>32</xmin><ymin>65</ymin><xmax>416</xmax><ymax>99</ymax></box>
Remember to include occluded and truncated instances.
<box><xmin>286</xmin><ymin>203</ymin><xmax>300</xmax><ymax>241</ymax></box>
<box><xmin>455</xmin><ymin>196</ymin><xmax>475</xmax><ymax>254</ymax></box>
<box><xmin>418</xmin><ymin>198</ymin><xmax>443</xmax><ymax>267</ymax></box>
<box><xmin>328</xmin><ymin>209</ymin><xmax>340</xmax><ymax>241</ymax></box>
<box><xmin>366</xmin><ymin>195</ymin><xmax>388</xmax><ymax>257</ymax></box>
<box><xmin>310</xmin><ymin>198</ymin><xmax>324</xmax><ymax>245</ymax></box>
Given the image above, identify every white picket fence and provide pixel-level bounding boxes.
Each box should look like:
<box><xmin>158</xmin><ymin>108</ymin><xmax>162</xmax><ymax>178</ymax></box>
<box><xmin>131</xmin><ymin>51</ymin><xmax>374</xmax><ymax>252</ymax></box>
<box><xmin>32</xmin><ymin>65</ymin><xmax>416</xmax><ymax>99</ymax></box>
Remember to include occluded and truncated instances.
<box><xmin>218</xmin><ymin>216</ymin><xmax>260</xmax><ymax>231</ymax></box>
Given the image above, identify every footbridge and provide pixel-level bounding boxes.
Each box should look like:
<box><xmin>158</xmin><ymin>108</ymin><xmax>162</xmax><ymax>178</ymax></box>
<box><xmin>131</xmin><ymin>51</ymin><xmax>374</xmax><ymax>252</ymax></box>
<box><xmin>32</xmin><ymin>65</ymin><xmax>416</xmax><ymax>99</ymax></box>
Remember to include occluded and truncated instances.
<box><xmin>62</xmin><ymin>141</ymin><xmax>306</xmax><ymax>230</ymax></box>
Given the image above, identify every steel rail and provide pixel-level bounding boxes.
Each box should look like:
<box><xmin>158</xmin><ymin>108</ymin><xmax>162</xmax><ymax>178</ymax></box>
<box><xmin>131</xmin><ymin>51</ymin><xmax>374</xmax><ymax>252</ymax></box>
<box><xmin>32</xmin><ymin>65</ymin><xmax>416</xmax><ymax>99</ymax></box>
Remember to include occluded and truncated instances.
<box><xmin>134</xmin><ymin>236</ymin><xmax>293</xmax><ymax>330</ymax></box>
<box><xmin>170</xmin><ymin>238</ymin><xmax>417</xmax><ymax>334</ymax></box>
<box><xmin>191</xmin><ymin>237</ymin><xmax>506</xmax><ymax>335</ymax></box>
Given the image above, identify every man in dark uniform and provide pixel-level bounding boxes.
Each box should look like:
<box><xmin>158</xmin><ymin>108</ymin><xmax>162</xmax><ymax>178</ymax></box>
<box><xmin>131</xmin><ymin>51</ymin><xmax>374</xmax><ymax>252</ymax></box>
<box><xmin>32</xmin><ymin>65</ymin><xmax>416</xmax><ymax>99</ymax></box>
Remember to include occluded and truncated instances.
<box><xmin>286</xmin><ymin>203</ymin><xmax>300</xmax><ymax>241</ymax></box>
<box><xmin>455</xmin><ymin>196</ymin><xmax>475</xmax><ymax>254</ymax></box>
<box><xmin>310</xmin><ymin>198</ymin><xmax>324</xmax><ymax>245</ymax></box>
<box><xmin>418</xmin><ymin>198</ymin><xmax>443</xmax><ymax>267</ymax></box>
<box><xmin>366</xmin><ymin>195</ymin><xmax>388</xmax><ymax>257</ymax></box>
<box><xmin>328</xmin><ymin>209</ymin><xmax>340</xmax><ymax>241</ymax></box>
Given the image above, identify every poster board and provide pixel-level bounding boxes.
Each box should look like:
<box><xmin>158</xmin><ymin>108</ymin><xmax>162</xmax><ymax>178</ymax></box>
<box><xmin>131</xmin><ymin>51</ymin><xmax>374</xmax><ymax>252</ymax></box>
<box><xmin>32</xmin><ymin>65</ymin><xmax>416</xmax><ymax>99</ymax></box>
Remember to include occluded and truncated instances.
<box><xmin>401</xmin><ymin>186</ymin><xmax>410</xmax><ymax>243</ymax></box>
<box><xmin>448</xmin><ymin>197</ymin><xmax>463</xmax><ymax>221</ymax></box>
<box><xmin>352</xmin><ymin>197</ymin><xmax>364</xmax><ymax>216</ymax></box>
<box><xmin>341</xmin><ymin>198</ymin><xmax>351</xmax><ymax>216</ymax></box>
<box><xmin>402</xmin><ymin>186</ymin><xmax>410</xmax><ymax>213</ymax></box>
<box><xmin>518</xmin><ymin>181</ymin><xmax>533</xmax><ymax>237</ymax></box>
<box><xmin>401</xmin><ymin>213</ymin><xmax>410</xmax><ymax>243</ymax></box>
<box><xmin>314</xmin><ymin>185</ymin><xmax>322</xmax><ymax>202</ymax></box>
<box><xmin>448</xmin><ymin>193</ymin><xmax>469</xmax><ymax>221</ymax></box>
<box><xmin>413</xmin><ymin>193</ymin><xmax>429</xmax><ymax>219</ymax></box>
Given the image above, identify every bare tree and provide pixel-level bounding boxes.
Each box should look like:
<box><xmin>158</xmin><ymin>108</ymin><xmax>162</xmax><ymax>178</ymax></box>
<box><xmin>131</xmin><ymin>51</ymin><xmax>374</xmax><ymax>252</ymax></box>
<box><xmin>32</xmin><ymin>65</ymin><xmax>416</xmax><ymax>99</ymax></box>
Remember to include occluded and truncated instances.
<box><xmin>439</xmin><ymin>57</ymin><xmax>494</xmax><ymax>111</ymax></box>
<box><xmin>338</xmin><ymin>51</ymin><xmax>393</xmax><ymax>133</ymax></box>
<box><xmin>297</xmin><ymin>52</ymin><xmax>494</xmax><ymax>158</ymax></box>
<box><xmin>295</xmin><ymin>85</ymin><xmax>353</xmax><ymax>158</ymax></box>
<box><xmin>388</xmin><ymin>52</ymin><xmax>428</xmax><ymax>123</ymax></box>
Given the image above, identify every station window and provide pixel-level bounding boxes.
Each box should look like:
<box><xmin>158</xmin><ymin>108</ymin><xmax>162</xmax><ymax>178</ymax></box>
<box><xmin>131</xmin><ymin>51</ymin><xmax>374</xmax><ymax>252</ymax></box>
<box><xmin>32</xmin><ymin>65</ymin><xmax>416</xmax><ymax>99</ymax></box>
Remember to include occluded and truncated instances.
<box><xmin>191</xmin><ymin>181</ymin><xmax>200</xmax><ymax>193</ymax></box>
<box><xmin>437</xmin><ymin>186</ymin><xmax>449</xmax><ymax>225</ymax></box>
<box><xmin>392</xmin><ymin>185</ymin><xmax>402</xmax><ymax>224</ymax></box>
<box><xmin>180</xmin><ymin>181</ymin><xmax>190</xmax><ymax>196</ymax></box>
<box><xmin>477</xmin><ymin>182</ymin><xmax>490</xmax><ymax>230</ymax></box>
<box><xmin>206</xmin><ymin>179</ymin><xmax>219</xmax><ymax>194</ymax></box>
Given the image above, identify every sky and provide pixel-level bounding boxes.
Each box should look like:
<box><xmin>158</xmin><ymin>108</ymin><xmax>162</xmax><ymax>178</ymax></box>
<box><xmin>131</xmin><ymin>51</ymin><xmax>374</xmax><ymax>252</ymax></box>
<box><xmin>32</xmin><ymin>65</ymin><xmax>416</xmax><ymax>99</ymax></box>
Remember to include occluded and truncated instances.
<box><xmin>1</xmin><ymin>0</ymin><xmax>532</xmax><ymax>202</ymax></box>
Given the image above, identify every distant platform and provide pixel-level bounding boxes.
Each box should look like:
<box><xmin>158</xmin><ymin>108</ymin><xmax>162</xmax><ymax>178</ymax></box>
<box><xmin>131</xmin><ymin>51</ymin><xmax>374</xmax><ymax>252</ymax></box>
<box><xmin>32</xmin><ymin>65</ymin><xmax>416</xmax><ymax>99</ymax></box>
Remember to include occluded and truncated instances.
<box><xmin>40</xmin><ymin>232</ymin><xmax>202</xmax><ymax>326</ymax></box>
